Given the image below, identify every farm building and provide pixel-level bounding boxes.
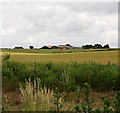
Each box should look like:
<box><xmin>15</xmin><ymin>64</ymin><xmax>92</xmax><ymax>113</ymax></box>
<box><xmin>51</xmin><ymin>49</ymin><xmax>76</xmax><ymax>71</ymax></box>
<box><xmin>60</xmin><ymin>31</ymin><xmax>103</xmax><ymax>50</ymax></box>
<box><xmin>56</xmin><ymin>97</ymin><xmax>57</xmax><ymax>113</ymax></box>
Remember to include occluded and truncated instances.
<box><xmin>14</xmin><ymin>47</ymin><xmax>24</xmax><ymax>49</ymax></box>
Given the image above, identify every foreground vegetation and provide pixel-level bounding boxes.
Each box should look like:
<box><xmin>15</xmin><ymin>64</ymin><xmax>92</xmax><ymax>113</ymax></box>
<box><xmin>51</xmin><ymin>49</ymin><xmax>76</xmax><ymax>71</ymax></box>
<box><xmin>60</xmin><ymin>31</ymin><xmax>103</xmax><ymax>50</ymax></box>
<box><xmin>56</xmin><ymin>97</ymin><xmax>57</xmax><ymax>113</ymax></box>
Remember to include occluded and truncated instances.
<box><xmin>3</xmin><ymin>79</ymin><xmax>120</xmax><ymax>112</ymax></box>
<box><xmin>2</xmin><ymin>53</ymin><xmax>120</xmax><ymax>111</ymax></box>
<box><xmin>2</xmin><ymin>59</ymin><xmax>119</xmax><ymax>92</ymax></box>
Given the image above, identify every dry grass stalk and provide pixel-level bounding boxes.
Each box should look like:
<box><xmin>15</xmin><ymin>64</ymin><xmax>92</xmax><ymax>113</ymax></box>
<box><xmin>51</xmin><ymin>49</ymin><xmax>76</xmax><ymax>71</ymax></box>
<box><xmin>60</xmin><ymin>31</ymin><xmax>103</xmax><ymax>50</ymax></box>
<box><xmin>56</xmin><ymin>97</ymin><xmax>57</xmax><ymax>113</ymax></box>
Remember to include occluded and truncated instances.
<box><xmin>19</xmin><ymin>78</ymin><xmax>54</xmax><ymax>111</ymax></box>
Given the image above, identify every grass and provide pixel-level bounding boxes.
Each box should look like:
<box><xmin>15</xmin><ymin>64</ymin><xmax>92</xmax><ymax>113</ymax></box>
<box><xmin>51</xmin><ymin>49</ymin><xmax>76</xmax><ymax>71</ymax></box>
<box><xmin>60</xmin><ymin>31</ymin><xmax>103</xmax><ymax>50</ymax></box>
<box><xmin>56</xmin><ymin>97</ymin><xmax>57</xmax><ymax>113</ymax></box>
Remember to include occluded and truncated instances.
<box><xmin>19</xmin><ymin>78</ymin><xmax>54</xmax><ymax>111</ymax></box>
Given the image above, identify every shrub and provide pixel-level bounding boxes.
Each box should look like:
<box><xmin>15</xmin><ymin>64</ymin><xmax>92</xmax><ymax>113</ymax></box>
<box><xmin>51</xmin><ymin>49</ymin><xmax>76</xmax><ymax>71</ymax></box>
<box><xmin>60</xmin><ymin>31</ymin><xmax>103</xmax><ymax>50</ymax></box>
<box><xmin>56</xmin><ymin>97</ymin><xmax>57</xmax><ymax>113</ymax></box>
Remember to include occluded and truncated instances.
<box><xmin>2</xmin><ymin>61</ymin><xmax>119</xmax><ymax>91</ymax></box>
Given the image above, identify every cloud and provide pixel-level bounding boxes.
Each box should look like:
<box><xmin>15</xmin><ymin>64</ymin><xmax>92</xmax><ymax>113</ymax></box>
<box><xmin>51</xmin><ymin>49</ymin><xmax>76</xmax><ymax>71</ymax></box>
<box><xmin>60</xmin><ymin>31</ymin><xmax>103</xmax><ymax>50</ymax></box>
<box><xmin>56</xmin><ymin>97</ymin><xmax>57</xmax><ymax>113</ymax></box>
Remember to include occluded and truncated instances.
<box><xmin>0</xmin><ymin>28</ymin><xmax>16</xmax><ymax>36</ymax></box>
<box><xmin>0</xmin><ymin>2</ymin><xmax>118</xmax><ymax>48</ymax></box>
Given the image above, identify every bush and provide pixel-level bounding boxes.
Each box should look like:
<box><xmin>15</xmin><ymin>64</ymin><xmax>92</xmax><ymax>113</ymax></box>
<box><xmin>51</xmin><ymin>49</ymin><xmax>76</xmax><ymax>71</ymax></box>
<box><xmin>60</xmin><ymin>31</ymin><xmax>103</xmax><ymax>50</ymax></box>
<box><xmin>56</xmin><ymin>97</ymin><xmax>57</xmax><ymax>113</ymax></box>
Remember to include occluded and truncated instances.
<box><xmin>2</xmin><ymin>61</ymin><xmax>119</xmax><ymax>91</ymax></box>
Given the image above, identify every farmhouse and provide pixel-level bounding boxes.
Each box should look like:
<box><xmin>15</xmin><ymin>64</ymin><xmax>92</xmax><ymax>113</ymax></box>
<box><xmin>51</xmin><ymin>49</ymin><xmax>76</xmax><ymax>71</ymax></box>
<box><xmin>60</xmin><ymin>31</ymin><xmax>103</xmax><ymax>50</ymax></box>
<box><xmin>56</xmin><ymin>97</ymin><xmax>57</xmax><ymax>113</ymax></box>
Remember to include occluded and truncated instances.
<box><xmin>14</xmin><ymin>47</ymin><xmax>24</xmax><ymax>49</ymax></box>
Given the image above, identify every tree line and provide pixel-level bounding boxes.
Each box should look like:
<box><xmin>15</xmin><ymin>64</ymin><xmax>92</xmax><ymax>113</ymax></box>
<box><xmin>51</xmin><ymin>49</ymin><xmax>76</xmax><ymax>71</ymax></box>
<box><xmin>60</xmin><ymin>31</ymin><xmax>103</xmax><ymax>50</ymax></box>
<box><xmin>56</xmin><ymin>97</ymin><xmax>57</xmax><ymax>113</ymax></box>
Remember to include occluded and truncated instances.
<box><xmin>82</xmin><ymin>44</ymin><xmax>110</xmax><ymax>49</ymax></box>
<box><xmin>29</xmin><ymin>44</ymin><xmax>110</xmax><ymax>49</ymax></box>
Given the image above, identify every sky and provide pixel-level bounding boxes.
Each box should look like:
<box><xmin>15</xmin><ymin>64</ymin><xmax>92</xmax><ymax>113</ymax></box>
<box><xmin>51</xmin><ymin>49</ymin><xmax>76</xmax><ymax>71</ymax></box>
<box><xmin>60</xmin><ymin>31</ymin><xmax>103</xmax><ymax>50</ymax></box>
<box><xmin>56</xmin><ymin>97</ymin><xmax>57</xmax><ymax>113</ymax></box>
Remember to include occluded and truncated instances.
<box><xmin>0</xmin><ymin>2</ymin><xmax>118</xmax><ymax>48</ymax></box>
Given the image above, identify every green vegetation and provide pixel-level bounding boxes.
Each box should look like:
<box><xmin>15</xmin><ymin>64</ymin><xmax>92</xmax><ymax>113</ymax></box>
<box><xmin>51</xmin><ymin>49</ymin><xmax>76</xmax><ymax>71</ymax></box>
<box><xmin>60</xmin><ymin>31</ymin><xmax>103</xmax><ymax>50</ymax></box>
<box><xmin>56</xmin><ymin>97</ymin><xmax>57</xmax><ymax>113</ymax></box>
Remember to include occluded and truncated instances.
<box><xmin>75</xmin><ymin>83</ymin><xmax>95</xmax><ymax>112</ymax></box>
<box><xmin>2</xmin><ymin>59</ymin><xmax>119</xmax><ymax>91</ymax></box>
<box><xmin>2</xmin><ymin>51</ymin><xmax>120</xmax><ymax>111</ymax></box>
<box><xmin>3</xmin><ymin>78</ymin><xmax>120</xmax><ymax>112</ymax></box>
<box><xmin>53</xmin><ymin>87</ymin><xmax>63</xmax><ymax>111</ymax></box>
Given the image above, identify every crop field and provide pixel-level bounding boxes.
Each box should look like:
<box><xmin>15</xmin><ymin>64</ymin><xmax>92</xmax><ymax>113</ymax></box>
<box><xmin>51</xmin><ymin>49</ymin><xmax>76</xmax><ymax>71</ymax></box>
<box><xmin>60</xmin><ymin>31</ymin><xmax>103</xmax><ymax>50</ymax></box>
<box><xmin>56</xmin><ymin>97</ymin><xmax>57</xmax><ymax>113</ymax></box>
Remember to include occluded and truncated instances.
<box><xmin>1</xmin><ymin>49</ymin><xmax>120</xmax><ymax>112</ymax></box>
<box><xmin>1</xmin><ymin>49</ymin><xmax>118</xmax><ymax>64</ymax></box>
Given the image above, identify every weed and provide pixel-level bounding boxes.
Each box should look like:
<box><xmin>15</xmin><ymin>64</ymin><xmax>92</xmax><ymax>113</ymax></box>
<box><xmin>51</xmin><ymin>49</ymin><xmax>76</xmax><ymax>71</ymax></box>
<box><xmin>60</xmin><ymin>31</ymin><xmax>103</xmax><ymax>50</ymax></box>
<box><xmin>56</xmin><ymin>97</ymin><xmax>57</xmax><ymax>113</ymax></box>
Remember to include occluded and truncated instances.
<box><xmin>53</xmin><ymin>87</ymin><xmax>63</xmax><ymax>111</ymax></box>
<box><xmin>75</xmin><ymin>83</ymin><xmax>95</xmax><ymax>113</ymax></box>
<box><xmin>3</xmin><ymin>53</ymin><xmax>10</xmax><ymax>61</ymax></box>
<box><xmin>101</xmin><ymin>96</ymin><xmax>113</xmax><ymax>112</ymax></box>
<box><xmin>74</xmin><ymin>105</ymin><xmax>81</xmax><ymax>113</ymax></box>
<box><xmin>81</xmin><ymin>83</ymin><xmax>94</xmax><ymax>112</ymax></box>
<box><xmin>2</xmin><ymin>95</ymin><xmax>9</xmax><ymax>111</ymax></box>
<box><xmin>113</xmin><ymin>91</ymin><xmax>120</xmax><ymax>112</ymax></box>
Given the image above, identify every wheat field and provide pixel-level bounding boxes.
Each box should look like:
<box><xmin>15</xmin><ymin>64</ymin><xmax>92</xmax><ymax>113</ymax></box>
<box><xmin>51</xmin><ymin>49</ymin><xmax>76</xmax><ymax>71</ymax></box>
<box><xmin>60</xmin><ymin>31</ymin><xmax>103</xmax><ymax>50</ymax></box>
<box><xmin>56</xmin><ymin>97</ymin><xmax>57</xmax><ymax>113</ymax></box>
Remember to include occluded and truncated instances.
<box><xmin>2</xmin><ymin>50</ymin><xmax>118</xmax><ymax>64</ymax></box>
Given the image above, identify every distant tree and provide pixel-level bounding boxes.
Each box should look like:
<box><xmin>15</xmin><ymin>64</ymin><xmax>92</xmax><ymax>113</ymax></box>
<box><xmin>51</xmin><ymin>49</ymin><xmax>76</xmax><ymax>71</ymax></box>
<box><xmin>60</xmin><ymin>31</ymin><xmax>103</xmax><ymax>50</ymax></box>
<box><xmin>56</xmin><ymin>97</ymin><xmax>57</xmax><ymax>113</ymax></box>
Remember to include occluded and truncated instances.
<box><xmin>66</xmin><ymin>44</ymin><xmax>73</xmax><ymax>47</ymax></box>
<box><xmin>66</xmin><ymin>44</ymin><xmax>71</xmax><ymax>46</ymax></box>
<box><xmin>103</xmin><ymin>44</ymin><xmax>110</xmax><ymax>48</ymax></box>
<box><xmin>82</xmin><ymin>45</ymin><xmax>93</xmax><ymax>49</ymax></box>
<box><xmin>29</xmin><ymin>46</ymin><xmax>34</xmax><ymax>49</ymax></box>
<box><xmin>41</xmin><ymin>46</ymin><xmax>50</xmax><ymax>49</ymax></box>
<box><xmin>93</xmin><ymin>44</ymin><xmax>102</xmax><ymax>49</ymax></box>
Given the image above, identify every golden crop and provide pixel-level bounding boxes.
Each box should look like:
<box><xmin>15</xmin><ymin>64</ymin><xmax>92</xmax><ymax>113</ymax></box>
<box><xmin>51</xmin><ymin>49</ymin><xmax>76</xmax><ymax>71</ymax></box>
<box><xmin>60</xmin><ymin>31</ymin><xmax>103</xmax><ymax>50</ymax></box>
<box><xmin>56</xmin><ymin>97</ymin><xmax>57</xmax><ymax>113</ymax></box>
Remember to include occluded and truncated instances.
<box><xmin>2</xmin><ymin>50</ymin><xmax>118</xmax><ymax>64</ymax></box>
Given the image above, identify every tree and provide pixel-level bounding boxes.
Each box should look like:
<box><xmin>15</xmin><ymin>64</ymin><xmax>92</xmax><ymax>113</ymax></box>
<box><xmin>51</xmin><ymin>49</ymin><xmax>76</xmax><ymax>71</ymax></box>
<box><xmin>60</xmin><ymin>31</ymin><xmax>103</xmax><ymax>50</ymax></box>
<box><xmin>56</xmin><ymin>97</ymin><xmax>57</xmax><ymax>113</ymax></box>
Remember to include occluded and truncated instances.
<box><xmin>93</xmin><ymin>44</ymin><xmax>102</xmax><ymax>49</ymax></box>
<box><xmin>29</xmin><ymin>46</ymin><xmax>34</xmax><ymax>49</ymax></box>
<box><xmin>82</xmin><ymin>45</ymin><xmax>93</xmax><ymax>49</ymax></box>
<box><xmin>66</xmin><ymin>44</ymin><xmax>71</xmax><ymax>46</ymax></box>
<box><xmin>66</xmin><ymin>44</ymin><xmax>73</xmax><ymax>47</ymax></box>
<box><xmin>41</xmin><ymin>46</ymin><xmax>50</xmax><ymax>49</ymax></box>
<box><xmin>103</xmin><ymin>44</ymin><xmax>110</xmax><ymax>48</ymax></box>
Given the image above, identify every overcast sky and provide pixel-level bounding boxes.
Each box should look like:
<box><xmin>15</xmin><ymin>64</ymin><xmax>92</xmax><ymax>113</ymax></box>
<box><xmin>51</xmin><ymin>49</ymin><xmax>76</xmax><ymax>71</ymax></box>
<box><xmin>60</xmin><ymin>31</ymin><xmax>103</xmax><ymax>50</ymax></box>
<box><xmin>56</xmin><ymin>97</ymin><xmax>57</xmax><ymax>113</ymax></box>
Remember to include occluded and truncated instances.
<box><xmin>0</xmin><ymin>2</ymin><xmax>118</xmax><ymax>48</ymax></box>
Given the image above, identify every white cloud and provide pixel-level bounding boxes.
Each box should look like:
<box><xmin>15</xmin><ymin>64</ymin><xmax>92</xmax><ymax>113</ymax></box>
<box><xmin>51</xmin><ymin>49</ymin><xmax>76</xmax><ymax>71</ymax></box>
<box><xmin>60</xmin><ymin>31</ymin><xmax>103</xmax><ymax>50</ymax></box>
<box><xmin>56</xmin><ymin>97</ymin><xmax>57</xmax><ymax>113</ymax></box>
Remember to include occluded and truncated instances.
<box><xmin>0</xmin><ymin>2</ymin><xmax>118</xmax><ymax>48</ymax></box>
<box><xmin>0</xmin><ymin>28</ymin><xmax>16</xmax><ymax>36</ymax></box>
<box><xmin>20</xmin><ymin>37</ymin><xmax>37</xmax><ymax>45</ymax></box>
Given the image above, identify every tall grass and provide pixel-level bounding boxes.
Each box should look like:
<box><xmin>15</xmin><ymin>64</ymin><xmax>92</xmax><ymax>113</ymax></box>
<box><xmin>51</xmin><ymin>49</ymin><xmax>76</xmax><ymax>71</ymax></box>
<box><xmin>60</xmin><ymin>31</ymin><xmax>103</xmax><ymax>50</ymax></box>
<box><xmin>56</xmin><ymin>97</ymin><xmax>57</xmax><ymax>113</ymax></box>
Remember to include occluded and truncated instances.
<box><xmin>19</xmin><ymin>78</ymin><xmax>76</xmax><ymax>111</ymax></box>
<box><xmin>19</xmin><ymin>78</ymin><xmax>54</xmax><ymax>111</ymax></box>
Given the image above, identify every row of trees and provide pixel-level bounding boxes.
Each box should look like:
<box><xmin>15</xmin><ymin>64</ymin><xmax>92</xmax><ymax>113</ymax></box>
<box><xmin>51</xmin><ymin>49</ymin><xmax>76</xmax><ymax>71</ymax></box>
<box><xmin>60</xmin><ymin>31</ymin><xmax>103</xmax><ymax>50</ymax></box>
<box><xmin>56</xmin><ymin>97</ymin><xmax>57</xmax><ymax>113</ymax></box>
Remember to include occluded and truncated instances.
<box><xmin>29</xmin><ymin>44</ymin><xmax>110</xmax><ymax>49</ymax></box>
<box><xmin>29</xmin><ymin>44</ymin><xmax>73</xmax><ymax>49</ymax></box>
<box><xmin>82</xmin><ymin>44</ymin><xmax>110</xmax><ymax>49</ymax></box>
